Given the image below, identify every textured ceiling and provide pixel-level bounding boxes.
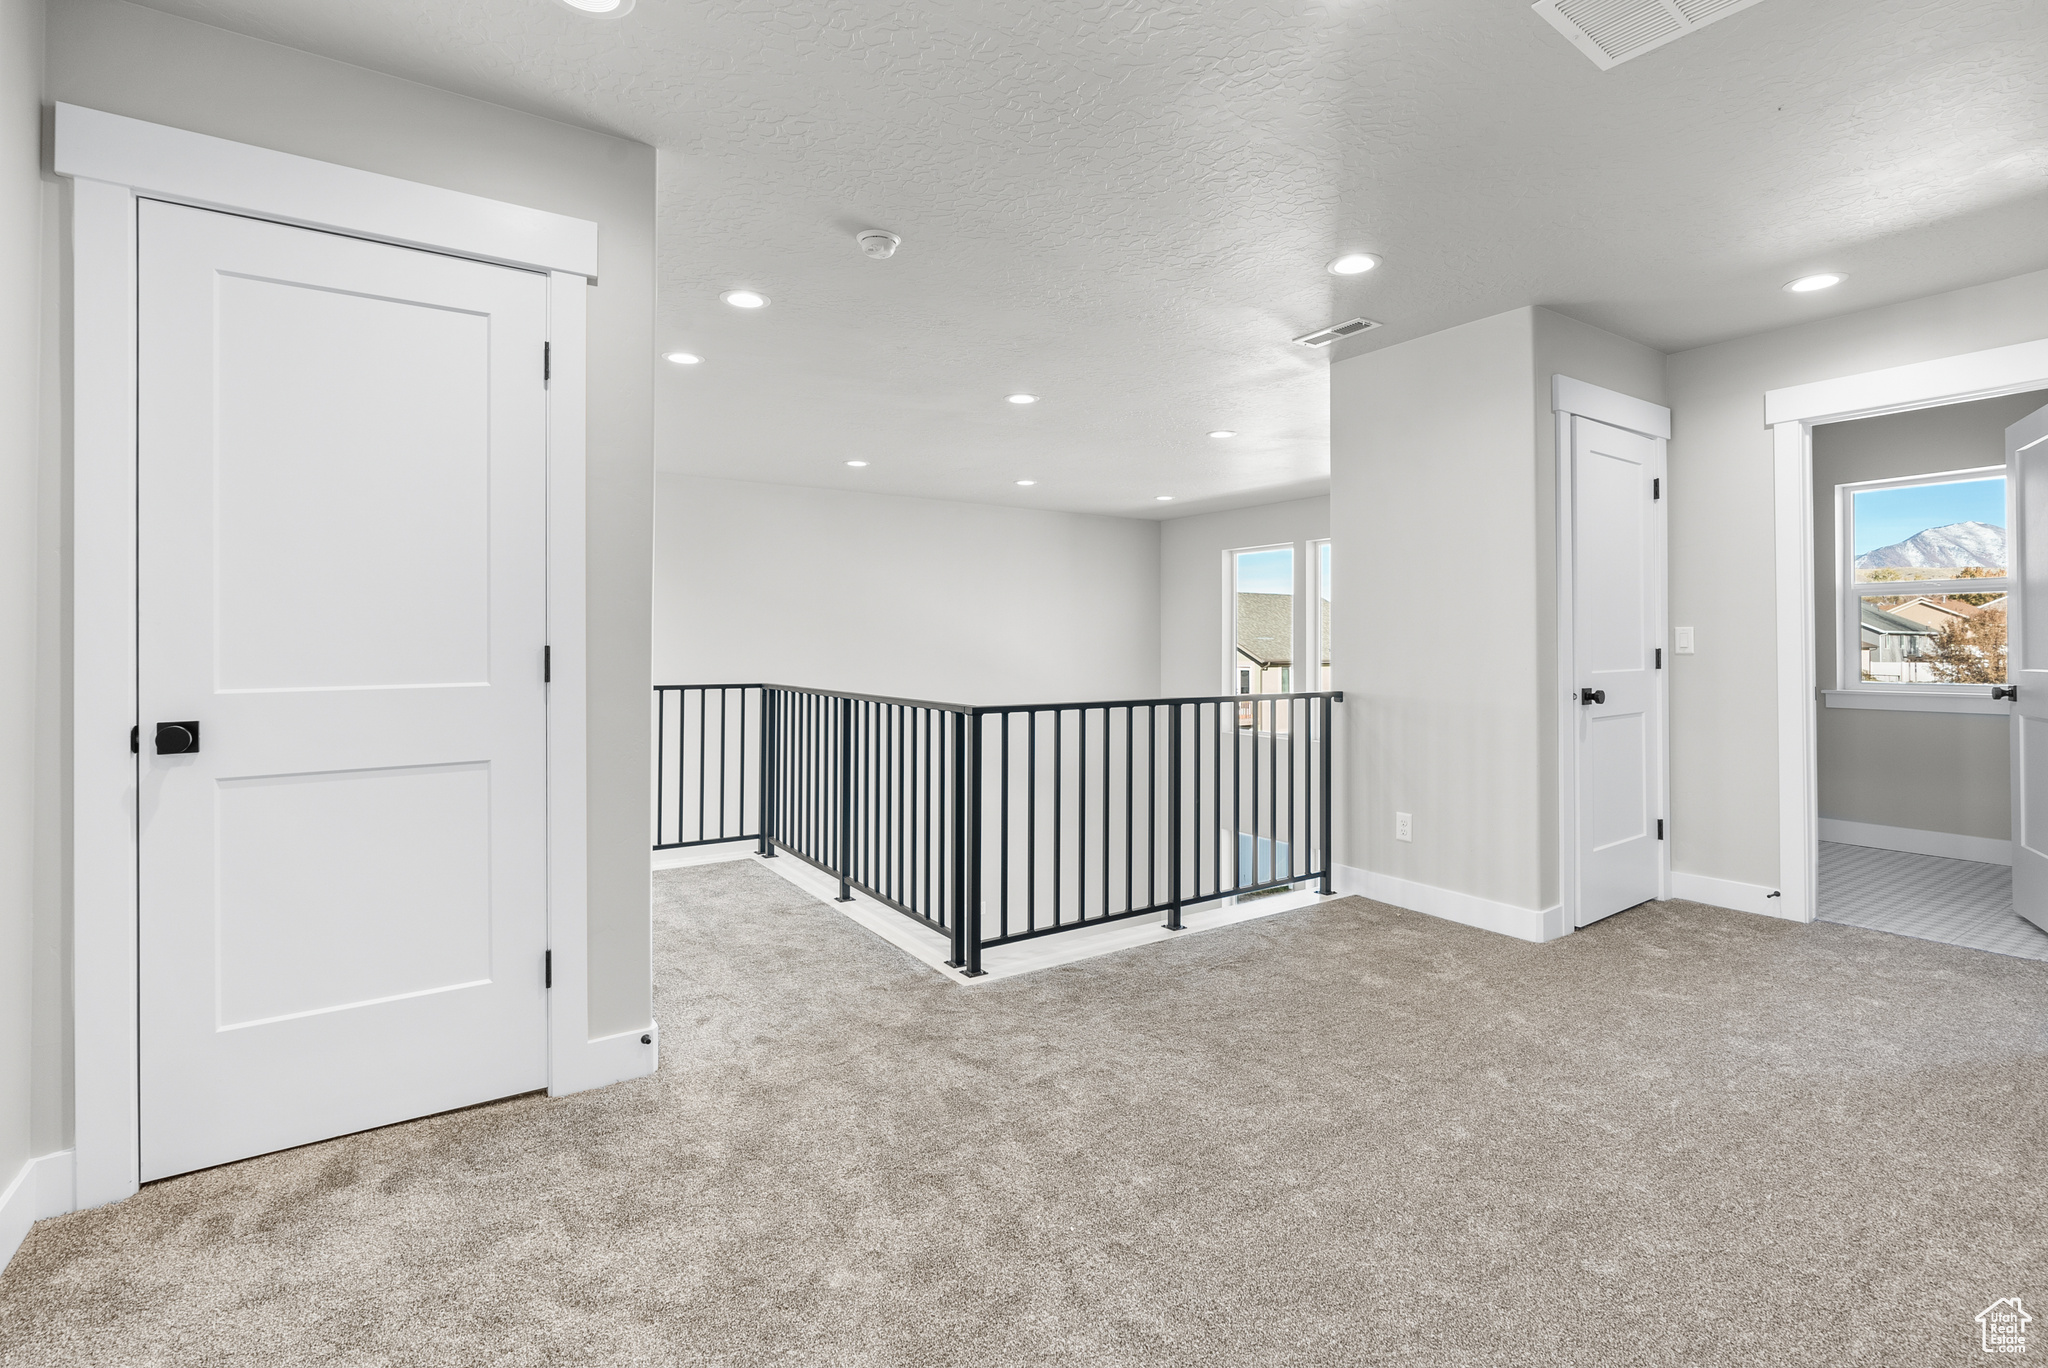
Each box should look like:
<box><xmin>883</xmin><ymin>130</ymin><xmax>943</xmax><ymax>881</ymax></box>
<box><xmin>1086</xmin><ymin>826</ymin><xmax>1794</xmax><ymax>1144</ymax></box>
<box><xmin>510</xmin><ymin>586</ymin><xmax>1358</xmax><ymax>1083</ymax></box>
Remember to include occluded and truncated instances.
<box><xmin>129</xmin><ymin>0</ymin><xmax>2048</xmax><ymax>517</ymax></box>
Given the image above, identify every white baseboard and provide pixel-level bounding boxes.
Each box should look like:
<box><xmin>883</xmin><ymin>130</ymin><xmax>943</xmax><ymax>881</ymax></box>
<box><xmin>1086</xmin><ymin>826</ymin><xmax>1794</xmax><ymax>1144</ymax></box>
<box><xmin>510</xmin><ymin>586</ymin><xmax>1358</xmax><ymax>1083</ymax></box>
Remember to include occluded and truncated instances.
<box><xmin>1669</xmin><ymin>871</ymin><xmax>1792</xmax><ymax>919</ymax></box>
<box><xmin>1</xmin><ymin>1149</ymin><xmax>77</xmax><ymax>1276</ymax></box>
<box><xmin>1333</xmin><ymin>865</ymin><xmax>1564</xmax><ymax>943</ymax></box>
<box><xmin>1818</xmin><ymin>817</ymin><xmax>2012</xmax><ymax>866</ymax></box>
<box><xmin>548</xmin><ymin>1023</ymin><xmax>659</xmax><ymax>1098</ymax></box>
<box><xmin>652</xmin><ymin>844</ymin><xmax>756</xmax><ymax>871</ymax></box>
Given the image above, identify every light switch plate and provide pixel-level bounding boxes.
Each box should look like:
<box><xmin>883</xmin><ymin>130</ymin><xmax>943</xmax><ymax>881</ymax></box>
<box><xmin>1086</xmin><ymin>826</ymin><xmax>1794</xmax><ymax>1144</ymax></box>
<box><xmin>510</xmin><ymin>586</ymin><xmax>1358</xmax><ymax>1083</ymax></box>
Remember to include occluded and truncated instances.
<box><xmin>1674</xmin><ymin>626</ymin><xmax>1695</xmax><ymax>654</ymax></box>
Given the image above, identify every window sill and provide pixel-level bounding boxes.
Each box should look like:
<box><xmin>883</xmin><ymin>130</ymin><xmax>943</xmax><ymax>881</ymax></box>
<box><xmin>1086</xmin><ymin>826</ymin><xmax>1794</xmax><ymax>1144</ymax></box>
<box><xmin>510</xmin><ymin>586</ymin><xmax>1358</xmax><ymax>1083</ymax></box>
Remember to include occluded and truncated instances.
<box><xmin>1822</xmin><ymin>689</ymin><xmax>2010</xmax><ymax>716</ymax></box>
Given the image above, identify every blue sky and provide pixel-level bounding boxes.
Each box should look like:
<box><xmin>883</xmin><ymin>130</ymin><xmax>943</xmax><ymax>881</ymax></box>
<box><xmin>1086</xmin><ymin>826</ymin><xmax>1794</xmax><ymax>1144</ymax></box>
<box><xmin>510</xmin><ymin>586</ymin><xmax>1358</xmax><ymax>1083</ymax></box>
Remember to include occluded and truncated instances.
<box><xmin>1236</xmin><ymin>547</ymin><xmax>1294</xmax><ymax>593</ymax></box>
<box><xmin>1851</xmin><ymin>477</ymin><xmax>2005</xmax><ymax>556</ymax></box>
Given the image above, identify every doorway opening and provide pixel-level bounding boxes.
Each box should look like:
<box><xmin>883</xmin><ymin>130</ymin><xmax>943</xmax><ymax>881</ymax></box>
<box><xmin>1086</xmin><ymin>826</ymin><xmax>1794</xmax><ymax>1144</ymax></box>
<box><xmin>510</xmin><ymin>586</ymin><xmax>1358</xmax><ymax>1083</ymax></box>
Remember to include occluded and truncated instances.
<box><xmin>1810</xmin><ymin>391</ymin><xmax>2048</xmax><ymax>961</ymax></box>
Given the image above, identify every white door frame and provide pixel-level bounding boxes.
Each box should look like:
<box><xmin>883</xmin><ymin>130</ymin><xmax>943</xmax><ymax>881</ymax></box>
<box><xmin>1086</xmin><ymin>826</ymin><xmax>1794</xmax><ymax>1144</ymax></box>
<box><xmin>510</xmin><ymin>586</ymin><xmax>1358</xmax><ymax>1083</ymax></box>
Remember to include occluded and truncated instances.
<box><xmin>56</xmin><ymin>104</ymin><xmax>649</xmax><ymax>1214</ymax></box>
<box><xmin>1764</xmin><ymin>337</ymin><xmax>2048</xmax><ymax>924</ymax></box>
<box><xmin>1552</xmin><ymin>376</ymin><xmax>1672</xmax><ymax>931</ymax></box>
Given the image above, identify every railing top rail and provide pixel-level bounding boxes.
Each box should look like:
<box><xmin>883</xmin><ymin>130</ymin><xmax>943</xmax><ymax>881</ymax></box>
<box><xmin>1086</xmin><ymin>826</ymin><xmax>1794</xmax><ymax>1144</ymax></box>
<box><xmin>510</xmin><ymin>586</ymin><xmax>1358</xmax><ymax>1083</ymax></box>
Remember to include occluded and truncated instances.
<box><xmin>653</xmin><ymin>682</ymin><xmax>1344</xmax><ymax>716</ymax></box>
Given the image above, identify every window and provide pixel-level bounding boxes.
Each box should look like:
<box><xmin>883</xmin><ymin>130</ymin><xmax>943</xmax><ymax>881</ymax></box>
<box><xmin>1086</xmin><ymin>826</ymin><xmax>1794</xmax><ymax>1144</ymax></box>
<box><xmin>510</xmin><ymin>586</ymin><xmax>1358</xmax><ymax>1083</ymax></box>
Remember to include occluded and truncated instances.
<box><xmin>1312</xmin><ymin>539</ymin><xmax>1332</xmax><ymax>691</ymax></box>
<box><xmin>1232</xmin><ymin>545</ymin><xmax>1293</xmax><ymax>728</ymax></box>
<box><xmin>1838</xmin><ymin>467</ymin><xmax>2006</xmax><ymax>691</ymax></box>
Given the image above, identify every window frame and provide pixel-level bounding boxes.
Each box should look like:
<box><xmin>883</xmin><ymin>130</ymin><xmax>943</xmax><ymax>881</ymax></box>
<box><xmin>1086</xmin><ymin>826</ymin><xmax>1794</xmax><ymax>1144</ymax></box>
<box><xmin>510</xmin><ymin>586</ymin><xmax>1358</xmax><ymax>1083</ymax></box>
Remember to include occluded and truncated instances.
<box><xmin>1309</xmin><ymin>538</ymin><xmax>1332</xmax><ymax>693</ymax></box>
<box><xmin>1834</xmin><ymin>463</ymin><xmax>2008</xmax><ymax>697</ymax></box>
<box><xmin>1224</xmin><ymin>541</ymin><xmax>1298</xmax><ymax>697</ymax></box>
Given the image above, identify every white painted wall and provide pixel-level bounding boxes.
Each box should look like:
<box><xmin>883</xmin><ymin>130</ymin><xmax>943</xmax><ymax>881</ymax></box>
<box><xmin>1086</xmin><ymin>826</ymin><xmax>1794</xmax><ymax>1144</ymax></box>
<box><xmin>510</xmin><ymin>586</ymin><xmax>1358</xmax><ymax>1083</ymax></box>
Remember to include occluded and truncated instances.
<box><xmin>655</xmin><ymin>474</ymin><xmax>1160</xmax><ymax>705</ymax></box>
<box><xmin>1328</xmin><ymin>307</ymin><xmax>1665</xmax><ymax>925</ymax></box>
<box><xmin>37</xmin><ymin>0</ymin><xmax>660</xmax><ymax>1159</ymax></box>
<box><xmin>1</xmin><ymin>0</ymin><xmax>44</xmax><ymax>1249</ymax></box>
<box><xmin>1811</xmin><ymin>391</ymin><xmax>2044</xmax><ymax>844</ymax></box>
<box><xmin>1666</xmin><ymin>267</ymin><xmax>2048</xmax><ymax>889</ymax></box>
<box><xmin>1158</xmin><ymin>497</ymin><xmax>1328</xmax><ymax>698</ymax></box>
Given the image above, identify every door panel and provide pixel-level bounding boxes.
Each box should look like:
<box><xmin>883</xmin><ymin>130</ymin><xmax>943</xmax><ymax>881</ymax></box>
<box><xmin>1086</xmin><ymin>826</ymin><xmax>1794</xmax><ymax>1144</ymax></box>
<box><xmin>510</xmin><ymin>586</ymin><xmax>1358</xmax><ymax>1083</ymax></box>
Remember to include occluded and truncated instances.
<box><xmin>213</xmin><ymin>273</ymin><xmax>493</xmax><ymax>692</ymax></box>
<box><xmin>137</xmin><ymin>200</ymin><xmax>550</xmax><ymax>1180</ymax></box>
<box><xmin>1573</xmin><ymin>416</ymin><xmax>1666</xmax><ymax>926</ymax></box>
<box><xmin>2009</xmin><ymin>402</ymin><xmax>2048</xmax><ymax>932</ymax></box>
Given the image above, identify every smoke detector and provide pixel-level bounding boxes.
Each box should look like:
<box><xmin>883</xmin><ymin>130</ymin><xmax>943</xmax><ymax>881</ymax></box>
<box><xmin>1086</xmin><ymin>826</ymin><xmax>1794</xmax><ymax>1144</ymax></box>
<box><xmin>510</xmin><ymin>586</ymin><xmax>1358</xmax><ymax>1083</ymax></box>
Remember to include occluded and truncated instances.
<box><xmin>856</xmin><ymin>229</ymin><xmax>901</xmax><ymax>260</ymax></box>
<box><xmin>1533</xmin><ymin>0</ymin><xmax>1766</xmax><ymax>70</ymax></box>
<box><xmin>1293</xmin><ymin>317</ymin><xmax>1381</xmax><ymax>348</ymax></box>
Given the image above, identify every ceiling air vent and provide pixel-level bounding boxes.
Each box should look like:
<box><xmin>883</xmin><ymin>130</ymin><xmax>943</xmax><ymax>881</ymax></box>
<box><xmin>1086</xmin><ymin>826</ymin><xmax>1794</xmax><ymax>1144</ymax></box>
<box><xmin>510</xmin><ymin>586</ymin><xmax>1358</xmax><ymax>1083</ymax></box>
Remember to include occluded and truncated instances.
<box><xmin>1293</xmin><ymin>317</ymin><xmax>1381</xmax><ymax>348</ymax></box>
<box><xmin>1533</xmin><ymin>0</ymin><xmax>1766</xmax><ymax>70</ymax></box>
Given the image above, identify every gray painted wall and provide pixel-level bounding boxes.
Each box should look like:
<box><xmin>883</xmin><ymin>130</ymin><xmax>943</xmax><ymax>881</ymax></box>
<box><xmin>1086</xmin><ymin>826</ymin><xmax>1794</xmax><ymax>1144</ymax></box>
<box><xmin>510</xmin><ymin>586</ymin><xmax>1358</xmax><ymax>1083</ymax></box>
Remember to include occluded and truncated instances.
<box><xmin>1329</xmin><ymin>306</ymin><xmax>1665</xmax><ymax>914</ymax></box>
<box><xmin>1532</xmin><ymin>309</ymin><xmax>1670</xmax><ymax>901</ymax></box>
<box><xmin>1331</xmin><ymin>309</ymin><xmax>1544</xmax><ymax>908</ymax></box>
<box><xmin>2</xmin><ymin>0</ymin><xmax>43</xmax><ymax>1200</ymax></box>
<box><xmin>1157</xmin><ymin>497</ymin><xmax>1328</xmax><ymax>699</ymax></box>
<box><xmin>35</xmin><ymin>0</ymin><xmax>658</xmax><ymax>1155</ymax></box>
<box><xmin>1811</xmin><ymin>392</ymin><xmax>2045</xmax><ymax>840</ymax></box>
<box><xmin>1665</xmin><ymin>267</ymin><xmax>2048</xmax><ymax>888</ymax></box>
<box><xmin>654</xmin><ymin>474</ymin><xmax>1160</xmax><ymax>706</ymax></box>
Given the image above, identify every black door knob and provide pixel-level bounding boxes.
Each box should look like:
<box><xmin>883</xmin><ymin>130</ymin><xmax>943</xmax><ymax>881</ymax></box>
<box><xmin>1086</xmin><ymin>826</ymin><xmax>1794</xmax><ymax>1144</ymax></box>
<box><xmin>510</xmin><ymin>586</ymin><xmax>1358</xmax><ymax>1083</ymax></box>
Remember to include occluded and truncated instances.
<box><xmin>1993</xmin><ymin>685</ymin><xmax>2018</xmax><ymax>701</ymax></box>
<box><xmin>155</xmin><ymin>721</ymin><xmax>201</xmax><ymax>755</ymax></box>
<box><xmin>1578</xmin><ymin>688</ymin><xmax>1606</xmax><ymax>706</ymax></box>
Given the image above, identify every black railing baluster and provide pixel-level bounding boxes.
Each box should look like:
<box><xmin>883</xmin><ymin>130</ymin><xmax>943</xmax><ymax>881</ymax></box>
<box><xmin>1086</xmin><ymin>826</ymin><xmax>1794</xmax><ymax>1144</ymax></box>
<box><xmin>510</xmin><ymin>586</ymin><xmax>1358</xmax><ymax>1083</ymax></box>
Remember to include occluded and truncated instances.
<box><xmin>1123</xmin><ymin>706</ymin><xmax>1133</xmax><ymax>916</ymax></box>
<box><xmin>1166</xmin><ymin>702</ymin><xmax>1183</xmax><ymax>931</ymax></box>
<box><xmin>837</xmin><ymin>695</ymin><xmax>853</xmax><ymax>902</ymax></box>
<box><xmin>1027</xmin><ymin>710</ymin><xmax>1038</xmax><ymax>935</ymax></box>
<box><xmin>654</xmin><ymin>683</ymin><xmax>1340</xmax><ymax>946</ymax></box>
<box><xmin>1000</xmin><ymin>712</ymin><xmax>1011</xmax><ymax>941</ymax></box>
<box><xmin>1053</xmin><ymin>708</ymin><xmax>1064</xmax><ymax>929</ymax></box>
<box><xmin>1319</xmin><ymin>696</ymin><xmax>1333</xmax><ymax>894</ymax></box>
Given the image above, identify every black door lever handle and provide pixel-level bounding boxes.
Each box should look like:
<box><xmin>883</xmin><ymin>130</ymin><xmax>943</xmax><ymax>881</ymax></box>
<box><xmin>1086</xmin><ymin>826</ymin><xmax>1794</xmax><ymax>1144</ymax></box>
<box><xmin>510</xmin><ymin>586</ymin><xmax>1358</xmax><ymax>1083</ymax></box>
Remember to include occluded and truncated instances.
<box><xmin>1578</xmin><ymin>688</ymin><xmax>1606</xmax><ymax>706</ymax></box>
<box><xmin>155</xmin><ymin>721</ymin><xmax>201</xmax><ymax>755</ymax></box>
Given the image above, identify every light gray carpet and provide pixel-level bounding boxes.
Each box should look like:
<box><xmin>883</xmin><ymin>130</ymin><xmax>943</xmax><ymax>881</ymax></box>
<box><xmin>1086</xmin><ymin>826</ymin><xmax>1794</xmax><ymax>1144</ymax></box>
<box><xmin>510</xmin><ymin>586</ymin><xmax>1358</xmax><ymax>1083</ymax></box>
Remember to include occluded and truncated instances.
<box><xmin>1819</xmin><ymin>840</ymin><xmax>2048</xmax><ymax>961</ymax></box>
<box><xmin>4</xmin><ymin>862</ymin><xmax>2046</xmax><ymax>1366</ymax></box>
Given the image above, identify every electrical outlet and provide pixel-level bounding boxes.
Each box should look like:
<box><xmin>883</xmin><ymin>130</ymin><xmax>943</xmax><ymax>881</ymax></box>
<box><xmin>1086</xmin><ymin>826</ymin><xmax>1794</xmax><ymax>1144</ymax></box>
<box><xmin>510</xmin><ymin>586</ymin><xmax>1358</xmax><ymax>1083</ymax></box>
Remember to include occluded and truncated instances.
<box><xmin>1674</xmin><ymin>626</ymin><xmax>1695</xmax><ymax>654</ymax></box>
<box><xmin>1395</xmin><ymin>811</ymin><xmax>1413</xmax><ymax>842</ymax></box>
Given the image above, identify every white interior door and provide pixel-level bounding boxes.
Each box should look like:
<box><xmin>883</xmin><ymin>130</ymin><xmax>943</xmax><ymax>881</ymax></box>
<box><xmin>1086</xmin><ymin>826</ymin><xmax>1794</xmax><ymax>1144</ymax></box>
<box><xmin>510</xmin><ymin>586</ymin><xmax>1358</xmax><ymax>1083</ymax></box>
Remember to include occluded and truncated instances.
<box><xmin>1572</xmin><ymin>416</ymin><xmax>1667</xmax><ymax>927</ymax></box>
<box><xmin>137</xmin><ymin>200</ymin><xmax>552</xmax><ymax>1180</ymax></box>
<box><xmin>2008</xmin><ymin>401</ymin><xmax>2048</xmax><ymax>934</ymax></box>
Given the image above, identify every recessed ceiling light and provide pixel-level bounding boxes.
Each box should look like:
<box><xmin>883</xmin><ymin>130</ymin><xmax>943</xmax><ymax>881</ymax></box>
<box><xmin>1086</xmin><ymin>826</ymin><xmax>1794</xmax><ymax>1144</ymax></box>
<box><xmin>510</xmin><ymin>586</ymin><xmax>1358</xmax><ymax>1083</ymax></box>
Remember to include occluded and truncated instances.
<box><xmin>1784</xmin><ymin>273</ymin><xmax>1845</xmax><ymax>293</ymax></box>
<box><xmin>1156</xmin><ymin>495</ymin><xmax>1174</xmax><ymax>502</ymax></box>
<box><xmin>558</xmin><ymin>0</ymin><xmax>631</xmax><ymax>12</ymax></box>
<box><xmin>721</xmin><ymin>290</ymin><xmax>769</xmax><ymax>309</ymax></box>
<box><xmin>1015</xmin><ymin>479</ymin><xmax>1037</xmax><ymax>486</ymax></box>
<box><xmin>845</xmin><ymin>460</ymin><xmax>868</xmax><ymax>468</ymax></box>
<box><xmin>1327</xmin><ymin>253</ymin><xmax>1380</xmax><ymax>276</ymax></box>
<box><xmin>1208</xmin><ymin>430</ymin><xmax>1236</xmax><ymax>439</ymax></box>
<box><xmin>664</xmin><ymin>352</ymin><xmax>702</xmax><ymax>365</ymax></box>
<box><xmin>1007</xmin><ymin>393</ymin><xmax>1039</xmax><ymax>404</ymax></box>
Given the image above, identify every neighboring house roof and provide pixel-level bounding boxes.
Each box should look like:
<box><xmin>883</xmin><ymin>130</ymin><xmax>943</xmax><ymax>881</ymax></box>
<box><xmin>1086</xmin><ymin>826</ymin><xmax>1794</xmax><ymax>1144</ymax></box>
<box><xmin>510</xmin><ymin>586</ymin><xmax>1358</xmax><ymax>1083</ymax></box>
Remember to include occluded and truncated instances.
<box><xmin>1236</xmin><ymin>592</ymin><xmax>1293</xmax><ymax>667</ymax></box>
<box><xmin>1860</xmin><ymin>602</ymin><xmax>1938</xmax><ymax>637</ymax></box>
<box><xmin>1887</xmin><ymin>597</ymin><xmax>1973</xmax><ymax>628</ymax></box>
<box><xmin>1234</xmin><ymin>594</ymin><xmax>1333</xmax><ymax>669</ymax></box>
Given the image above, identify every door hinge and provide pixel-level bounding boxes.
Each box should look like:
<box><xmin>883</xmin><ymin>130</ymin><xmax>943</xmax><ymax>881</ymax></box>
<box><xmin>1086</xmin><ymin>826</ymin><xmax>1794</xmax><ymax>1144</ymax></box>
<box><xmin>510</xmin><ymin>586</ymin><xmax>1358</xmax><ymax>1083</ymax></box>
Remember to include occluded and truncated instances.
<box><xmin>544</xmin><ymin>949</ymin><xmax>552</xmax><ymax>989</ymax></box>
<box><xmin>1652</xmin><ymin>477</ymin><xmax>1661</xmax><ymax>500</ymax></box>
<box><xmin>1655</xmin><ymin>647</ymin><xmax>1663</xmax><ymax>669</ymax></box>
<box><xmin>130</xmin><ymin>725</ymin><xmax>138</xmax><ymax>754</ymax></box>
<box><xmin>544</xmin><ymin>644</ymin><xmax>551</xmax><ymax>683</ymax></box>
<box><xmin>1657</xmin><ymin>819</ymin><xmax>1665</xmax><ymax>840</ymax></box>
<box><xmin>544</xmin><ymin>341</ymin><xmax>551</xmax><ymax>384</ymax></box>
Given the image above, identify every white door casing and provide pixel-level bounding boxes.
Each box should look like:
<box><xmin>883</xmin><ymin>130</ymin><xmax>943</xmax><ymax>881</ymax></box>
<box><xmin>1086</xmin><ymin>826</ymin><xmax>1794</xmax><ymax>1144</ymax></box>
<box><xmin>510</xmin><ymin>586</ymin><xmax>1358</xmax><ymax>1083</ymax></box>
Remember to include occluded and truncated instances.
<box><xmin>59</xmin><ymin>104</ymin><xmax>650</xmax><ymax>1216</ymax></box>
<box><xmin>2008</xmin><ymin>401</ymin><xmax>2048</xmax><ymax>933</ymax></box>
<box><xmin>137</xmin><ymin>201</ymin><xmax>551</xmax><ymax>1179</ymax></box>
<box><xmin>1765</xmin><ymin>338</ymin><xmax>2048</xmax><ymax>927</ymax></box>
<box><xmin>1571</xmin><ymin>416</ymin><xmax>1668</xmax><ymax>926</ymax></box>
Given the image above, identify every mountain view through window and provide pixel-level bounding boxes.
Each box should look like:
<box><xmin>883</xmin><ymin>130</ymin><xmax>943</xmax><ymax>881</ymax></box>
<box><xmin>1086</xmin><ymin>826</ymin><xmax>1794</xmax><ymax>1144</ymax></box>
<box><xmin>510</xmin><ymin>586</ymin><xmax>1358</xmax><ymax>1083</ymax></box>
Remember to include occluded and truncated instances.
<box><xmin>1851</xmin><ymin>475</ymin><xmax>2006</xmax><ymax>685</ymax></box>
